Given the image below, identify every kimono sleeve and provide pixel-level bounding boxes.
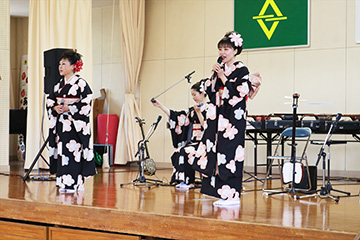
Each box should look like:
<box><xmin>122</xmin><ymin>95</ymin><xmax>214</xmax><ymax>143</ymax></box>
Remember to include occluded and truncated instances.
<box><xmin>46</xmin><ymin>82</ymin><xmax>60</xmax><ymax>119</ymax></box>
<box><xmin>223</xmin><ymin>65</ymin><xmax>251</xmax><ymax>102</ymax></box>
<box><xmin>205</xmin><ymin>76</ymin><xmax>217</xmax><ymax>103</ymax></box>
<box><xmin>67</xmin><ymin>78</ymin><xmax>93</xmax><ymax>122</ymax></box>
<box><xmin>168</xmin><ymin>109</ymin><xmax>191</xmax><ymax>148</ymax></box>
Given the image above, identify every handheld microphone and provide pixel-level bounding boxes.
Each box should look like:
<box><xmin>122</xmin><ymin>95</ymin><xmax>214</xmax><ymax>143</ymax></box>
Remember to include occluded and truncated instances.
<box><xmin>189</xmin><ymin>102</ymin><xmax>204</xmax><ymax>112</ymax></box>
<box><xmin>153</xmin><ymin>115</ymin><xmax>162</xmax><ymax>131</ymax></box>
<box><xmin>212</xmin><ymin>56</ymin><xmax>223</xmax><ymax>80</ymax></box>
<box><xmin>185</xmin><ymin>70</ymin><xmax>195</xmax><ymax>80</ymax></box>
<box><xmin>333</xmin><ymin>112</ymin><xmax>342</xmax><ymax>130</ymax></box>
<box><xmin>57</xmin><ymin>99</ymin><xmax>65</xmax><ymax>115</ymax></box>
<box><xmin>335</xmin><ymin>113</ymin><xmax>342</xmax><ymax>122</ymax></box>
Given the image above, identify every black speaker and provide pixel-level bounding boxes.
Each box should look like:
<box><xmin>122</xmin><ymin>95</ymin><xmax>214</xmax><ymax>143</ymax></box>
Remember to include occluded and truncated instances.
<box><xmin>294</xmin><ymin>166</ymin><xmax>317</xmax><ymax>190</ymax></box>
<box><xmin>44</xmin><ymin>48</ymin><xmax>70</xmax><ymax>94</ymax></box>
<box><xmin>9</xmin><ymin>109</ymin><xmax>27</xmax><ymax>135</ymax></box>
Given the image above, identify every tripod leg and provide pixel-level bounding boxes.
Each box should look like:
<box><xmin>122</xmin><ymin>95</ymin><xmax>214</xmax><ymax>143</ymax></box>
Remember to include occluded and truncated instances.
<box><xmin>39</xmin><ymin>155</ymin><xmax>50</xmax><ymax>167</ymax></box>
<box><xmin>23</xmin><ymin>137</ymin><xmax>49</xmax><ymax>182</ymax></box>
<box><xmin>325</xmin><ymin>146</ymin><xmax>350</xmax><ymax>197</ymax></box>
<box><xmin>268</xmin><ymin>190</ymin><xmax>289</xmax><ymax>196</ymax></box>
<box><xmin>144</xmin><ymin>177</ymin><xmax>163</xmax><ymax>184</ymax></box>
<box><xmin>323</xmin><ymin>193</ymin><xmax>339</xmax><ymax>203</ymax></box>
<box><xmin>243</xmin><ymin>170</ymin><xmax>263</xmax><ymax>183</ymax></box>
<box><xmin>120</xmin><ymin>181</ymin><xmax>132</xmax><ymax>187</ymax></box>
<box><xmin>330</xmin><ymin>187</ymin><xmax>351</xmax><ymax>196</ymax></box>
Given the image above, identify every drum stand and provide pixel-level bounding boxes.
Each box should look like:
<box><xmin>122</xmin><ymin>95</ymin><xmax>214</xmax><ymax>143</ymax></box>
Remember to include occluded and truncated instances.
<box><xmin>120</xmin><ymin>117</ymin><xmax>163</xmax><ymax>189</ymax></box>
<box><xmin>310</xmin><ymin>114</ymin><xmax>351</xmax><ymax>202</ymax></box>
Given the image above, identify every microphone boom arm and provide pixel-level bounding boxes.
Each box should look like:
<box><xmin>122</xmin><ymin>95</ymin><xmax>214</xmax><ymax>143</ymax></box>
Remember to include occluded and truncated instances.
<box><xmin>140</xmin><ymin>116</ymin><xmax>162</xmax><ymax>152</ymax></box>
<box><xmin>151</xmin><ymin>70</ymin><xmax>195</xmax><ymax>103</ymax></box>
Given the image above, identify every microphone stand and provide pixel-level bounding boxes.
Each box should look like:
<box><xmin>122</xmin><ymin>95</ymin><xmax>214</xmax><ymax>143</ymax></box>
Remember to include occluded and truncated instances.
<box><xmin>311</xmin><ymin>113</ymin><xmax>350</xmax><ymax>202</ymax></box>
<box><xmin>120</xmin><ymin>117</ymin><xmax>163</xmax><ymax>189</ymax></box>
<box><xmin>151</xmin><ymin>70</ymin><xmax>195</xmax><ymax>103</ymax></box>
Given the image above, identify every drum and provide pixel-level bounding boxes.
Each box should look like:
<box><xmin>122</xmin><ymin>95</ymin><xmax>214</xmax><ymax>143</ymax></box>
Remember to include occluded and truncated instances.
<box><xmin>282</xmin><ymin>162</ymin><xmax>304</xmax><ymax>184</ymax></box>
<box><xmin>141</xmin><ymin>158</ymin><xmax>156</xmax><ymax>176</ymax></box>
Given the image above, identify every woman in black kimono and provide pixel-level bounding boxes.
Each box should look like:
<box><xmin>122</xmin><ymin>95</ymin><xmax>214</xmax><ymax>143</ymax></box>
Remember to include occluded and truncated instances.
<box><xmin>151</xmin><ymin>80</ymin><xmax>207</xmax><ymax>189</ymax></box>
<box><xmin>46</xmin><ymin>49</ymin><xmax>96</xmax><ymax>193</ymax></box>
<box><xmin>193</xmin><ymin>31</ymin><xmax>259</xmax><ymax>206</ymax></box>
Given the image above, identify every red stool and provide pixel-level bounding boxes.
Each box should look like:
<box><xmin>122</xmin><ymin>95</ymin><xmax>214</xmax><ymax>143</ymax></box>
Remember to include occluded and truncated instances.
<box><xmin>97</xmin><ymin>114</ymin><xmax>119</xmax><ymax>160</ymax></box>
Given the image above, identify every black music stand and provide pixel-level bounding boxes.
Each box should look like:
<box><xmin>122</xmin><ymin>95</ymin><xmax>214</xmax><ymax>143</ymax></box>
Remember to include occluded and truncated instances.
<box><xmin>309</xmin><ymin>114</ymin><xmax>351</xmax><ymax>202</ymax></box>
<box><xmin>120</xmin><ymin>117</ymin><xmax>163</xmax><ymax>189</ymax></box>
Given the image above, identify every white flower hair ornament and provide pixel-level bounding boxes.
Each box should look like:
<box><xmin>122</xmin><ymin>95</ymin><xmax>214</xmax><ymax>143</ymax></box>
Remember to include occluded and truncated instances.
<box><xmin>199</xmin><ymin>80</ymin><xmax>205</xmax><ymax>93</ymax></box>
<box><xmin>229</xmin><ymin>32</ymin><xmax>243</xmax><ymax>47</ymax></box>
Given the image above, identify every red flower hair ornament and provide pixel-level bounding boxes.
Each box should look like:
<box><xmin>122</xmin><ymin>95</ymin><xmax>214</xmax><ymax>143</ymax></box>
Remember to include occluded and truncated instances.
<box><xmin>74</xmin><ymin>60</ymin><xmax>83</xmax><ymax>72</ymax></box>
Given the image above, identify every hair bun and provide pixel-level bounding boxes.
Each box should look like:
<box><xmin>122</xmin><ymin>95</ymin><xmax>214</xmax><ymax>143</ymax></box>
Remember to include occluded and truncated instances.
<box><xmin>217</xmin><ymin>31</ymin><xmax>243</xmax><ymax>56</ymax></box>
<box><xmin>61</xmin><ymin>49</ymin><xmax>83</xmax><ymax>66</ymax></box>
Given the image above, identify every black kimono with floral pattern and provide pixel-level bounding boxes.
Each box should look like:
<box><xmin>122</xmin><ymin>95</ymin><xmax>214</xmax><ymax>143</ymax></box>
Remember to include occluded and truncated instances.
<box><xmin>46</xmin><ymin>75</ymin><xmax>96</xmax><ymax>191</ymax></box>
<box><xmin>168</xmin><ymin>106</ymin><xmax>207</xmax><ymax>185</ymax></box>
<box><xmin>193</xmin><ymin>61</ymin><xmax>251</xmax><ymax>200</ymax></box>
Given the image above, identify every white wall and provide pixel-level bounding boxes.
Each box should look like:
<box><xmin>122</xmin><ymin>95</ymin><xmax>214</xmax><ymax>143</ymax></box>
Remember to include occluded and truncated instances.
<box><xmin>90</xmin><ymin>0</ymin><xmax>360</xmax><ymax>176</ymax></box>
<box><xmin>0</xmin><ymin>0</ymin><xmax>10</xmax><ymax>172</ymax></box>
<box><xmin>3</xmin><ymin>1</ymin><xmax>359</xmax><ymax>176</ymax></box>
<box><xmin>9</xmin><ymin>17</ymin><xmax>28</xmax><ymax>159</ymax></box>
<box><xmin>137</xmin><ymin>0</ymin><xmax>360</xmax><ymax>176</ymax></box>
<box><xmin>92</xmin><ymin>6</ymin><xmax>125</xmax><ymax>117</ymax></box>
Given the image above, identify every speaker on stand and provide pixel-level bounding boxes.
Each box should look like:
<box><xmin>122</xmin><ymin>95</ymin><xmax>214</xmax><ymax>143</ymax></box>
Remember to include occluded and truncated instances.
<box><xmin>23</xmin><ymin>48</ymin><xmax>70</xmax><ymax>181</ymax></box>
<box><xmin>44</xmin><ymin>48</ymin><xmax>70</xmax><ymax>94</ymax></box>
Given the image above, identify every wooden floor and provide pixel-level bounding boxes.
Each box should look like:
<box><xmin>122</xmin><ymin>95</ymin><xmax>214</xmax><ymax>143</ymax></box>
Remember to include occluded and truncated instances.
<box><xmin>0</xmin><ymin>160</ymin><xmax>359</xmax><ymax>239</ymax></box>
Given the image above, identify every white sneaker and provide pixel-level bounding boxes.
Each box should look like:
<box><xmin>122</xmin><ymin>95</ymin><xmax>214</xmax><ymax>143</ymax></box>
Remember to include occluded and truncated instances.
<box><xmin>175</xmin><ymin>182</ymin><xmax>193</xmax><ymax>189</ymax></box>
<box><xmin>56</xmin><ymin>177</ymin><xmax>61</xmax><ymax>187</ymax></box>
<box><xmin>59</xmin><ymin>188</ymin><xmax>66</xmax><ymax>193</ymax></box>
<box><xmin>77</xmin><ymin>185</ymin><xmax>85</xmax><ymax>192</ymax></box>
<box><xmin>59</xmin><ymin>188</ymin><xmax>76</xmax><ymax>194</ymax></box>
<box><xmin>213</xmin><ymin>199</ymin><xmax>240</xmax><ymax>206</ymax></box>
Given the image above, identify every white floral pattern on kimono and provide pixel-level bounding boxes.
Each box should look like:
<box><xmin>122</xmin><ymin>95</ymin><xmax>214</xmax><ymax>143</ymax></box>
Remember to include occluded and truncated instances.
<box><xmin>193</xmin><ymin>61</ymin><xmax>251</xmax><ymax>199</ymax></box>
<box><xmin>46</xmin><ymin>75</ymin><xmax>96</xmax><ymax>190</ymax></box>
<box><xmin>168</xmin><ymin>105</ymin><xmax>207</xmax><ymax>185</ymax></box>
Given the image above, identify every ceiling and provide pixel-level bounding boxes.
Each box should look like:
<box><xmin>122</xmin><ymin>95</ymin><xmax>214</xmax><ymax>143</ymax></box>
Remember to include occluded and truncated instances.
<box><xmin>10</xmin><ymin>0</ymin><xmax>117</xmax><ymax>17</ymax></box>
<box><xmin>10</xmin><ymin>0</ymin><xmax>29</xmax><ymax>16</ymax></box>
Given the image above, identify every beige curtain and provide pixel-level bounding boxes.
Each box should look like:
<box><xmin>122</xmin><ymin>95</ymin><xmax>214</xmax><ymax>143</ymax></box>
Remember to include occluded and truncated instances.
<box><xmin>9</xmin><ymin>74</ymin><xmax>16</xmax><ymax>109</ymax></box>
<box><xmin>25</xmin><ymin>0</ymin><xmax>93</xmax><ymax>169</ymax></box>
<box><xmin>114</xmin><ymin>0</ymin><xmax>145</xmax><ymax>164</ymax></box>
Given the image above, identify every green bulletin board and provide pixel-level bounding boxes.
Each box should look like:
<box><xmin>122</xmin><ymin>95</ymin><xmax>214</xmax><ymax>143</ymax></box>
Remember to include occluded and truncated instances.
<box><xmin>234</xmin><ymin>0</ymin><xmax>309</xmax><ymax>50</ymax></box>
